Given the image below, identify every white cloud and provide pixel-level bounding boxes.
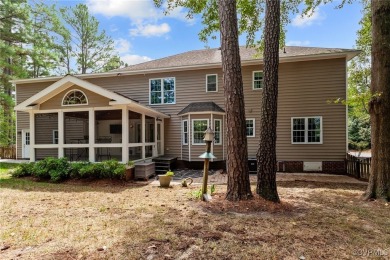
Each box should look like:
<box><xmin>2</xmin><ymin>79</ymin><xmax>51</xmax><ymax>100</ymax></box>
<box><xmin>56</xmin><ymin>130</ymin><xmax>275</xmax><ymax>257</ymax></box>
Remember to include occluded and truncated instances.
<box><xmin>115</xmin><ymin>38</ymin><xmax>132</xmax><ymax>54</ymax></box>
<box><xmin>86</xmin><ymin>0</ymin><xmax>190</xmax><ymax>22</ymax></box>
<box><xmin>130</xmin><ymin>23</ymin><xmax>171</xmax><ymax>37</ymax></box>
<box><xmin>292</xmin><ymin>8</ymin><xmax>325</xmax><ymax>27</ymax></box>
<box><xmin>286</xmin><ymin>40</ymin><xmax>311</xmax><ymax>46</ymax></box>
<box><xmin>121</xmin><ymin>54</ymin><xmax>152</xmax><ymax>65</ymax></box>
<box><xmin>86</xmin><ymin>0</ymin><xmax>160</xmax><ymax>21</ymax></box>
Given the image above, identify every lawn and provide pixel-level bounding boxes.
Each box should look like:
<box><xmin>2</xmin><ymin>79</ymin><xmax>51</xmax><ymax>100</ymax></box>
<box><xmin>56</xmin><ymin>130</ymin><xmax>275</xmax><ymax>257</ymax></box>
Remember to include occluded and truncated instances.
<box><xmin>0</xmin><ymin>165</ymin><xmax>389</xmax><ymax>259</ymax></box>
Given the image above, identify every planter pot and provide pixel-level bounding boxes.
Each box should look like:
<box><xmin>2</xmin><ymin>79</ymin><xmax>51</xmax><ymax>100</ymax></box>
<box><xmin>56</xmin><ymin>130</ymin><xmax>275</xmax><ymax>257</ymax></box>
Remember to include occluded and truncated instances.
<box><xmin>125</xmin><ymin>167</ymin><xmax>135</xmax><ymax>181</ymax></box>
<box><xmin>158</xmin><ymin>175</ymin><xmax>172</xmax><ymax>188</ymax></box>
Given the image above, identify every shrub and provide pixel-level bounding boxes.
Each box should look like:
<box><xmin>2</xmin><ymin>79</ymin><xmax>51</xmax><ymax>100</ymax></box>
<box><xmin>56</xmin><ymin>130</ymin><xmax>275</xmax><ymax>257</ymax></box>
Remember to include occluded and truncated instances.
<box><xmin>69</xmin><ymin>161</ymin><xmax>91</xmax><ymax>179</ymax></box>
<box><xmin>12</xmin><ymin>158</ymin><xmax>126</xmax><ymax>182</ymax></box>
<box><xmin>31</xmin><ymin>157</ymin><xmax>70</xmax><ymax>182</ymax></box>
<box><xmin>12</xmin><ymin>162</ymin><xmax>35</xmax><ymax>178</ymax></box>
<box><xmin>99</xmin><ymin>160</ymin><xmax>126</xmax><ymax>179</ymax></box>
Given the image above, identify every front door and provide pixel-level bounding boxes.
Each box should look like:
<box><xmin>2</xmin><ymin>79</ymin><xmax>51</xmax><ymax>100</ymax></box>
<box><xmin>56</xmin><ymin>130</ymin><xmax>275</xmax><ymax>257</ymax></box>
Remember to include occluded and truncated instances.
<box><xmin>22</xmin><ymin>129</ymin><xmax>30</xmax><ymax>158</ymax></box>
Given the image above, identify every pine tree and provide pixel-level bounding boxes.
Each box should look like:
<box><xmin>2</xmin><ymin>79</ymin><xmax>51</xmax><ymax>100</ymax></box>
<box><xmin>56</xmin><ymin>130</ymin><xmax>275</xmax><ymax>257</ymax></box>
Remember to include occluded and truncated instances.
<box><xmin>218</xmin><ymin>0</ymin><xmax>253</xmax><ymax>201</ymax></box>
<box><xmin>60</xmin><ymin>4</ymin><xmax>118</xmax><ymax>74</ymax></box>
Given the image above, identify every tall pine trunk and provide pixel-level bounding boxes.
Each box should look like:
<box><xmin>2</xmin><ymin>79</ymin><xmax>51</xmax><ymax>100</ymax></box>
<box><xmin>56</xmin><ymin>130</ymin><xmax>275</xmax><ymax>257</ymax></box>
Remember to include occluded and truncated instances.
<box><xmin>218</xmin><ymin>0</ymin><xmax>253</xmax><ymax>201</ymax></box>
<box><xmin>256</xmin><ymin>0</ymin><xmax>280</xmax><ymax>202</ymax></box>
<box><xmin>364</xmin><ymin>0</ymin><xmax>390</xmax><ymax>201</ymax></box>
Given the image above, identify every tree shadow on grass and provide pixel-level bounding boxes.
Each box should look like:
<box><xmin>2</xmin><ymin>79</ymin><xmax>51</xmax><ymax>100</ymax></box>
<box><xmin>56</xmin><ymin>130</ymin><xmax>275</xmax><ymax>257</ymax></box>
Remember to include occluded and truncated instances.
<box><xmin>277</xmin><ymin>180</ymin><xmax>367</xmax><ymax>191</ymax></box>
<box><xmin>0</xmin><ymin>176</ymin><xmax>152</xmax><ymax>193</ymax></box>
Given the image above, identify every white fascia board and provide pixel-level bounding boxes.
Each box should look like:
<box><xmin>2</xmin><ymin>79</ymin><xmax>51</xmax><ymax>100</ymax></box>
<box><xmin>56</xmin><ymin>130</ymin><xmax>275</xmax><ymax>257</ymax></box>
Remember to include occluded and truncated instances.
<box><xmin>15</xmin><ymin>75</ymin><xmax>131</xmax><ymax>111</ymax></box>
<box><xmin>178</xmin><ymin>111</ymin><xmax>225</xmax><ymax>117</ymax></box>
<box><xmin>11</xmin><ymin>51</ymin><xmax>361</xmax><ymax>85</ymax></box>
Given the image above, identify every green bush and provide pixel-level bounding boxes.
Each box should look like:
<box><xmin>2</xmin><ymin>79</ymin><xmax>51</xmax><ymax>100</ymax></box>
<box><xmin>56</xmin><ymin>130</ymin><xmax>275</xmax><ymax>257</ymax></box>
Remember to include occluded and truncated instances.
<box><xmin>69</xmin><ymin>161</ymin><xmax>91</xmax><ymax>179</ymax></box>
<box><xmin>349</xmin><ymin>115</ymin><xmax>371</xmax><ymax>150</ymax></box>
<box><xmin>12</xmin><ymin>158</ymin><xmax>126</xmax><ymax>182</ymax></box>
<box><xmin>12</xmin><ymin>162</ymin><xmax>35</xmax><ymax>178</ymax></box>
<box><xmin>31</xmin><ymin>157</ymin><xmax>70</xmax><ymax>182</ymax></box>
<box><xmin>99</xmin><ymin>160</ymin><xmax>126</xmax><ymax>179</ymax></box>
<box><xmin>73</xmin><ymin>160</ymin><xmax>125</xmax><ymax>179</ymax></box>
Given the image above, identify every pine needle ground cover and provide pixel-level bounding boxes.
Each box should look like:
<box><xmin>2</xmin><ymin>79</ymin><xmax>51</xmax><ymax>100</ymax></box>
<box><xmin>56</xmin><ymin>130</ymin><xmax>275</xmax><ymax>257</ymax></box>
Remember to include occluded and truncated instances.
<box><xmin>0</xmin><ymin>167</ymin><xmax>389</xmax><ymax>259</ymax></box>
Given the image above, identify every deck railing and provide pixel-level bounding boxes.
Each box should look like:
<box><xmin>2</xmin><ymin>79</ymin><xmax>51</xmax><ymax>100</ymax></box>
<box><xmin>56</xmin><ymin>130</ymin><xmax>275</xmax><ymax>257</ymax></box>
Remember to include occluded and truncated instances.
<box><xmin>346</xmin><ymin>153</ymin><xmax>371</xmax><ymax>181</ymax></box>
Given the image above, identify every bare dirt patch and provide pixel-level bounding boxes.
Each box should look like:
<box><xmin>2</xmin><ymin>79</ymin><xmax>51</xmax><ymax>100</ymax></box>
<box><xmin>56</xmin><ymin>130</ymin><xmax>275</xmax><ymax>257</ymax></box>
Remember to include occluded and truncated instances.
<box><xmin>1</xmin><ymin>173</ymin><xmax>389</xmax><ymax>259</ymax></box>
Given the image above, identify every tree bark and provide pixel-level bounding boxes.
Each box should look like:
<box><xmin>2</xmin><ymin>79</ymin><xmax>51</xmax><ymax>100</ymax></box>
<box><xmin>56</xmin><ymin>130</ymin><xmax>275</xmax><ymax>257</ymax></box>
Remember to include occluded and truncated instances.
<box><xmin>218</xmin><ymin>0</ymin><xmax>253</xmax><ymax>201</ymax></box>
<box><xmin>256</xmin><ymin>0</ymin><xmax>280</xmax><ymax>203</ymax></box>
<box><xmin>364</xmin><ymin>0</ymin><xmax>390</xmax><ymax>201</ymax></box>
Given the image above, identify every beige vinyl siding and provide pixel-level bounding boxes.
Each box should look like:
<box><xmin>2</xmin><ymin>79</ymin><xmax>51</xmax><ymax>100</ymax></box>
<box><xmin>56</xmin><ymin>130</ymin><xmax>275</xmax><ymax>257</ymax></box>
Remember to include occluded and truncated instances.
<box><xmin>276</xmin><ymin>58</ymin><xmax>346</xmax><ymax>161</ymax></box>
<box><xmin>35</xmin><ymin>113</ymin><xmax>58</xmax><ymax>144</ymax></box>
<box><xmin>16</xmin><ymin>81</ymin><xmax>55</xmax><ymax>158</ymax></box>
<box><xmin>212</xmin><ymin>114</ymin><xmax>224</xmax><ymax>160</ymax></box>
<box><xmin>15</xmin><ymin>57</ymin><xmax>347</xmax><ymax>162</ymax></box>
<box><xmin>180</xmin><ymin>115</ymin><xmax>189</xmax><ymax>160</ymax></box>
<box><xmin>35</xmin><ymin>148</ymin><xmax>58</xmax><ymax>160</ymax></box>
<box><xmin>86</xmin><ymin>69</ymin><xmax>225</xmax><ymax>159</ymax></box>
<box><xmin>40</xmin><ymin>85</ymin><xmax>110</xmax><ymax>110</ymax></box>
<box><xmin>64</xmin><ymin>118</ymin><xmax>87</xmax><ymax>144</ymax></box>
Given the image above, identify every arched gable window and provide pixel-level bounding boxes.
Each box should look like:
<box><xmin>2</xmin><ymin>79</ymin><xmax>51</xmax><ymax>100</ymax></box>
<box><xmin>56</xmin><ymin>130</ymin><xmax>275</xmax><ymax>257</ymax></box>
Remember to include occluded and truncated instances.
<box><xmin>62</xmin><ymin>89</ymin><xmax>88</xmax><ymax>106</ymax></box>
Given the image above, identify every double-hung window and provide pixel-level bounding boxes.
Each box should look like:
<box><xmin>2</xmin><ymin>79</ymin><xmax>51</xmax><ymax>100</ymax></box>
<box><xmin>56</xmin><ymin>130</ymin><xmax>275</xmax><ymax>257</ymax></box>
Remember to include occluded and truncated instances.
<box><xmin>253</xmin><ymin>71</ymin><xmax>264</xmax><ymax>90</ymax></box>
<box><xmin>53</xmin><ymin>130</ymin><xmax>59</xmax><ymax>144</ymax></box>
<box><xmin>214</xmin><ymin>119</ymin><xmax>222</xmax><ymax>145</ymax></box>
<box><xmin>291</xmin><ymin>116</ymin><xmax>322</xmax><ymax>144</ymax></box>
<box><xmin>192</xmin><ymin>119</ymin><xmax>209</xmax><ymax>145</ymax></box>
<box><xmin>206</xmin><ymin>74</ymin><xmax>218</xmax><ymax>92</ymax></box>
<box><xmin>246</xmin><ymin>119</ymin><xmax>255</xmax><ymax>137</ymax></box>
<box><xmin>150</xmin><ymin>77</ymin><xmax>175</xmax><ymax>104</ymax></box>
<box><xmin>182</xmin><ymin>120</ymin><xmax>188</xmax><ymax>145</ymax></box>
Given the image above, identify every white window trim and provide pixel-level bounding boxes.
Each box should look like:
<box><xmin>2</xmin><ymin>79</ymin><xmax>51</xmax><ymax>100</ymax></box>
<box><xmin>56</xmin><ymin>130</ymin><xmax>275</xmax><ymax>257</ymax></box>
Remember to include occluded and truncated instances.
<box><xmin>61</xmin><ymin>89</ymin><xmax>89</xmax><ymax>106</ymax></box>
<box><xmin>214</xmin><ymin>119</ymin><xmax>222</xmax><ymax>145</ymax></box>
<box><xmin>192</xmin><ymin>119</ymin><xmax>209</xmax><ymax>145</ymax></box>
<box><xmin>291</xmin><ymin>116</ymin><xmax>323</xmax><ymax>144</ymax></box>
<box><xmin>149</xmin><ymin>77</ymin><xmax>176</xmax><ymax>105</ymax></box>
<box><xmin>206</xmin><ymin>74</ymin><xmax>218</xmax><ymax>92</ymax></box>
<box><xmin>252</xmin><ymin>71</ymin><xmax>263</xmax><ymax>90</ymax></box>
<box><xmin>182</xmin><ymin>120</ymin><xmax>188</xmax><ymax>145</ymax></box>
<box><xmin>53</xmin><ymin>130</ymin><xmax>58</xmax><ymax>144</ymax></box>
<box><xmin>246</xmin><ymin>118</ymin><xmax>255</xmax><ymax>137</ymax></box>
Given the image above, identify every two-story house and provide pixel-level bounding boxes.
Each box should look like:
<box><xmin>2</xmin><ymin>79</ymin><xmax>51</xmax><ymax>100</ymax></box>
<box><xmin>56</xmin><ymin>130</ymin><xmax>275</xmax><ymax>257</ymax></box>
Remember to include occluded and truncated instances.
<box><xmin>13</xmin><ymin>46</ymin><xmax>359</xmax><ymax>173</ymax></box>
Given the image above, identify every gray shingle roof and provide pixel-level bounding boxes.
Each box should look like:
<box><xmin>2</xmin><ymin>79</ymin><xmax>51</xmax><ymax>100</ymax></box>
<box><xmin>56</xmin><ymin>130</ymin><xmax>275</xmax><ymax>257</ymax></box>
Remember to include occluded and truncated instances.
<box><xmin>178</xmin><ymin>102</ymin><xmax>225</xmax><ymax>115</ymax></box>
<box><xmin>114</xmin><ymin>46</ymin><xmax>359</xmax><ymax>72</ymax></box>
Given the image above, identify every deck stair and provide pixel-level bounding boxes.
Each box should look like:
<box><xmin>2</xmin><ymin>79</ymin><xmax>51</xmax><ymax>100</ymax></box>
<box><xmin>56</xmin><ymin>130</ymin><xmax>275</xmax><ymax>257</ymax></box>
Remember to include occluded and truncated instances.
<box><xmin>152</xmin><ymin>157</ymin><xmax>177</xmax><ymax>175</ymax></box>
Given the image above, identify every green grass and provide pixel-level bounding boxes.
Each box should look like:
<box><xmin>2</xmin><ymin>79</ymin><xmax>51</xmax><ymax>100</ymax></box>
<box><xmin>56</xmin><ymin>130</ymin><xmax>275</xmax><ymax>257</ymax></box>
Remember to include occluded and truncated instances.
<box><xmin>0</xmin><ymin>162</ymin><xmax>19</xmax><ymax>178</ymax></box>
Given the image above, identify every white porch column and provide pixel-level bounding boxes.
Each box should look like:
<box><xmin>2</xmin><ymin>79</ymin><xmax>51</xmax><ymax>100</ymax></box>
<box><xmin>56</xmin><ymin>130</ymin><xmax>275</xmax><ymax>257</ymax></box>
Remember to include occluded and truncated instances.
<box><xmin>88</xmin><ymin>108</ymin><xmax>95</xmax><ymax>162</ymax></box>
<box><xmin>122</xmin><ymin>106</ymin><xmax>129</xmax><ymax>163</ymax></box>
<box><xmin>210</xmin><ymin>113</ymin><xmax>214</xmax><ymax>162</ymax></box>
<box><xmin>141</xmin><ymin>113</ymin><xmax>145</xmax><ymax>159</ymax></box>
<box><xmin>58</xmin><ymin>110</ymin><xmax>64</xmax><ymax>158</ymax></box>
<box><xmin>153</xmin><ymin>117</ymin><xmax>158</xmax><ymax>157</ymax></box>
<box><xmin>161</xmin><ymin>119</ymin><xmax>165</xmax><ymax>156</ymax></box>
<box><xmin>29</xmin><ymin>112</ymin><xmax>35</xmax><ymax>162</ymax></box>
<box><xmin>188</xmin><ymin>114</ymin><xmax>191</xmax><ymax>161</ymax></box>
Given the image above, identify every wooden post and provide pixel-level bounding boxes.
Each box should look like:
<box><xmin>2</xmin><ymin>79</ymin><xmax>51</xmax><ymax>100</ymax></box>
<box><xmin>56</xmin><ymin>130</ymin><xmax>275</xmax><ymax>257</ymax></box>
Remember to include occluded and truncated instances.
<box><xmin>202</xmin><ymin>140</ymin><xmax>212</xmax><ymax>201</ymax></box>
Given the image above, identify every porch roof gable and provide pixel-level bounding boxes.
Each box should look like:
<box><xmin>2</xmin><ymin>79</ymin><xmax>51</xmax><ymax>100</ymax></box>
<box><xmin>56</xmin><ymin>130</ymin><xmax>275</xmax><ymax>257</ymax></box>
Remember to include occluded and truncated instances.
<box><xmin>14</xmin><ymin>75</ymin><xmax>169</xmax><ymax>118</ymax></box>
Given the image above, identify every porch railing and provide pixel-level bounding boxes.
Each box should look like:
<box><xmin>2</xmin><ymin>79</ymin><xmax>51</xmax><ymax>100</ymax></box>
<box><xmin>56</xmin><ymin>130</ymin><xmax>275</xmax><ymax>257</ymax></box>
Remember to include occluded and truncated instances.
<box><xmin>0</xmin><ymin>145</ymin><xmax>16</xmax><ymax>159</ymax></box>
<box><xmin>346</xmin><ymin>153</ymin><xmax>371</xmax><ymax>181</ymax></box>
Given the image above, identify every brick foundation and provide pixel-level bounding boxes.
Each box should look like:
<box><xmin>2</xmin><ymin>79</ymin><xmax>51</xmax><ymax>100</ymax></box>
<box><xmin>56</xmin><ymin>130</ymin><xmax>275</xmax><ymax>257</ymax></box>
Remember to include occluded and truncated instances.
<box><xmin>176</xmin><ymin>160</ymin><xmax>226</xmax><ymax>171</ymax></box>
<box><xmin>322</xmin><ymin>161</ymin><xmax>346</xmax><ymax>174</ymax></box>
<box><xmin>177</xmin><ymin>160</ymin><xmax>346</xmax><ymax>175</ymax></box>
<box><xmin>278</xmin><ymin>161</ymin><xmax>304</xmax><ymax>172</ymax></box>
